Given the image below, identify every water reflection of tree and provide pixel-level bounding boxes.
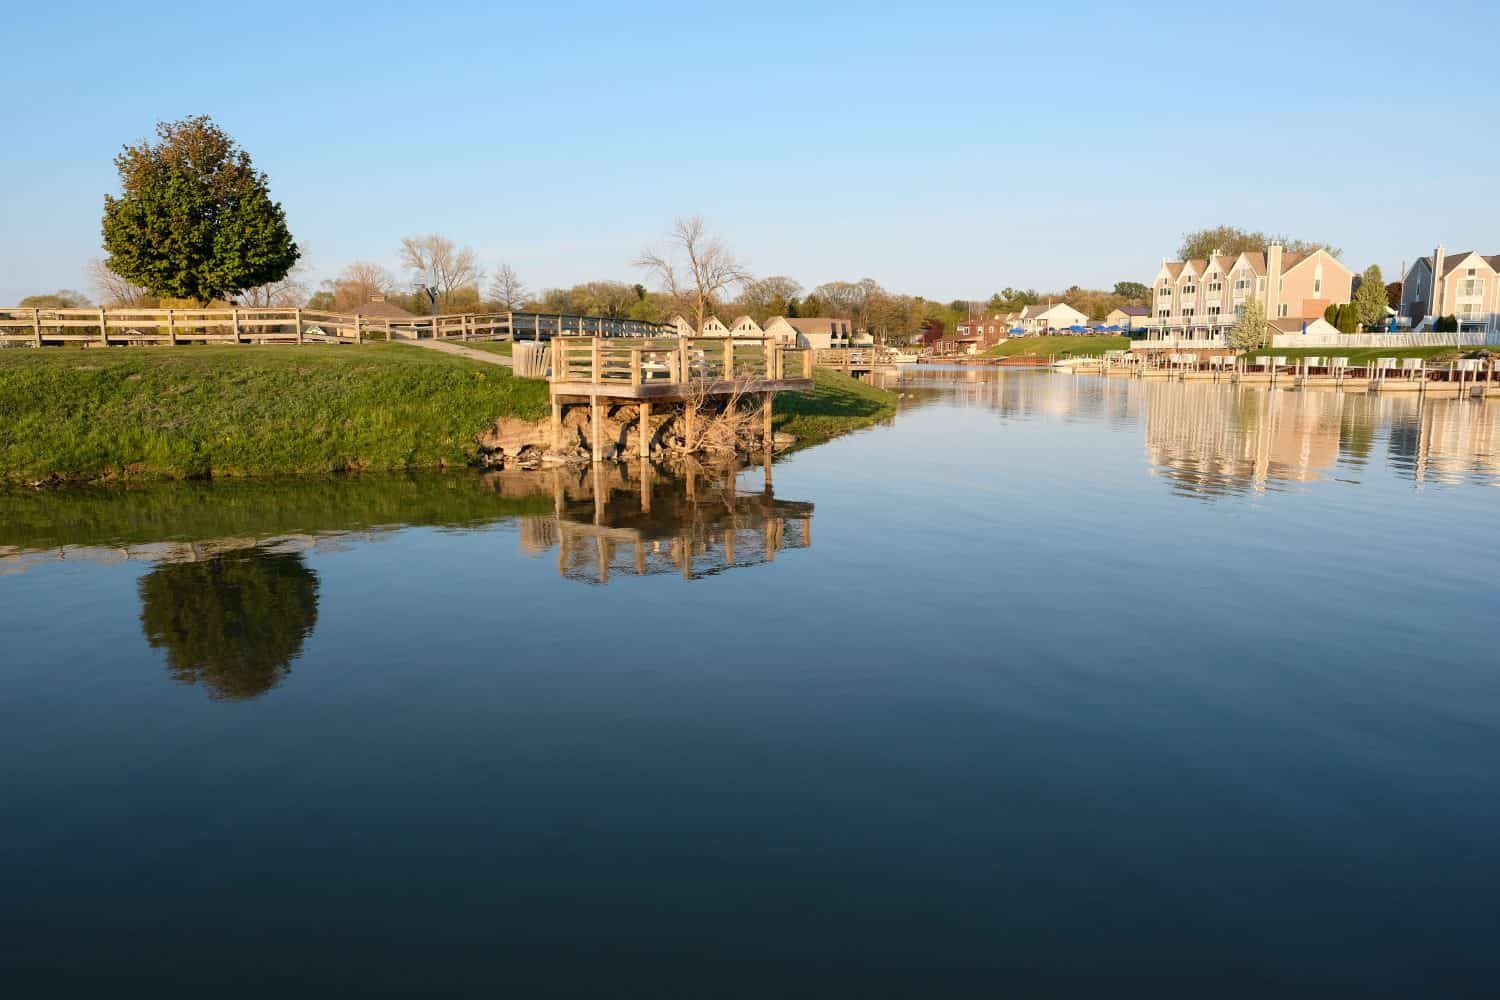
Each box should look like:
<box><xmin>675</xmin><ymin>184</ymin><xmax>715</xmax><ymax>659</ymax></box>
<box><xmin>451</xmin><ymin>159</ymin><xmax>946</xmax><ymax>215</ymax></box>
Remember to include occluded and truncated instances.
<box><xmin>138</xmin><ymin>550</ymin><xmax>319</xmax><ymax>701</ymax></box>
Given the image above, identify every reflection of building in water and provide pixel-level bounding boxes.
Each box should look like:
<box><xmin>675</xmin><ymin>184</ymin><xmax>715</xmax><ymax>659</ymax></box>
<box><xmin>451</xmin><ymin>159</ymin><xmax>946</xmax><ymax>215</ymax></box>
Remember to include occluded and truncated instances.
<box><xmin>536</xmin><ymin>462</ymin><xmax>813</xmax><ymax>584</ymax></box>
<box><xmin>1145</xmin><ymin>382</ymin><xmax>1500</xmax><ymax>495</ymax></box>
<box><xmin>1144</xmin><ymin>383</ymin><xmax>1343</xmax><ymax>496</ymax></box>
<box><xmin>1391</xmin><ymin>397</ymin><xmax>1500</xmax><ymax>487</ymax></box>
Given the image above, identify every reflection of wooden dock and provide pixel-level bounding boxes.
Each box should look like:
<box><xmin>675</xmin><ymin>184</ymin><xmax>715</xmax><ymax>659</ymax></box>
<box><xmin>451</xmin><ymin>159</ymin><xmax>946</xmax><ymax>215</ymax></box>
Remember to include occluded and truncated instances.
<box><xmin>547</xmin><ymin>461</ymin><xmax>813</xmax><ymax>584</ymax></box>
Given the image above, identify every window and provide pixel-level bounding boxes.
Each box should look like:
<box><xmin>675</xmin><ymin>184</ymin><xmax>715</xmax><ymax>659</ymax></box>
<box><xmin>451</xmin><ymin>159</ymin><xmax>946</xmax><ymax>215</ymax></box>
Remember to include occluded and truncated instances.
<box><xmin>1208</xmin><ymin>305</ymin><xmax>1221</xmax><ymax>315</ymax></box>
<box><xmin>1207</xmin><ymin>282</ymin><xmax>1222</xmax><ymax>293</ymax></box>
<box><xmin>1461</xmin><ymin>279</ymin><xmax>1484</xmax><ymax>297</ymax></box>
<box><xmin>1279</xmin><ymin>304</ymin><xmax>1289</xmax><ymax>317</ymax></box>
<box><xmin>1159</xmin><ymin>287</ymin><xmax>1172</xmax><ymax>298</ymax></box>
<box><xmin>1182</xmin><ymin>308</ymin><xmax>1195</xmax><ymax>318</ymax></box>
<box><xmin>1157</xmin><ymin>308</ymin><xmax>1170</xmax><ymax>319</ymax></box>
<box><xmin>1183</xmin><ymin>285</ymin><xmax>1196</xmax><ymax>296</ymax></box>
<box><xmin>1314</xmin><ymin>278</ymin><xmax>1321</xmax><ymax>294</ymax></box>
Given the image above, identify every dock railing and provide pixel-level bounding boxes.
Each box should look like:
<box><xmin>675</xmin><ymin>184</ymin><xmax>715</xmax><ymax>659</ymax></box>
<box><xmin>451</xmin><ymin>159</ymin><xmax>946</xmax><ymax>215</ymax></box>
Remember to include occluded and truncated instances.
<box><xmin>549</xmin><ymin>336</ymin><xmax>811</xmax><ymax>386</ymax></box>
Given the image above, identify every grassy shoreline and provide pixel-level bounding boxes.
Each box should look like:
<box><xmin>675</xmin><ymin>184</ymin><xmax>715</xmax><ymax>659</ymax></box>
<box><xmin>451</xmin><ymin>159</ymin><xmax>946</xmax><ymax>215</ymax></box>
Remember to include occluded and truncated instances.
<box><xmin>985</xmin><ymin>334</ymin><xmax>1129</xmax><ymax>358</ymax></box>
<box><xmin>0</xmin><ymin>348</ymin><xmax>897</xmax><ymax>484</ymax></box>
<box><xmin>773</xmin><ymin>368</ymin><xmax>898</xmax><ymax>446</ymax></box>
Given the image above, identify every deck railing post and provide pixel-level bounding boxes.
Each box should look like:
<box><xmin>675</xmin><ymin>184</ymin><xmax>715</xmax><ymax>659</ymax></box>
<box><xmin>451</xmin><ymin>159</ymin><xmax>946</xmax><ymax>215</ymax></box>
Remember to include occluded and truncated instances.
<box><xmin>724</xmin><ymin>337</ymin><xmax>735</xmax><ymax>380</ymax></box>
<box><xmin>630</xmin><ymin>348</ymin><xmax>642</xmax><ymax>386</ymax></box>
<box><xmin>232</xmin><ymin>307</ymin><xmax>243</xmax><ymax>344</ymax></box>
<box><xmin>168</xmin><ymin>308</ymin><xmax>177</xmax><ymax>346</ymax></box>
<box><xmin>33</xmin><ymin>307</ymin><xmax>42</xmax><ymax>348</ymax></box>
<box><xmin>591</xmin><ymin>338</ymin><xmax>602</xmax><ymax>384</ymax></box>
<box><xmin>98</xmin><ymin>307</ymin><xmax>108</xmax><ymax>348</ymax></box>
<box><xmin>353</xmin><ymin>314</ymin><xmax>362</xmax><ymax>344</ymax></box>
<box><xmin>295</xmin><ymin>307</ymin><xmax>304</xmax><ymax>345</ymax></box>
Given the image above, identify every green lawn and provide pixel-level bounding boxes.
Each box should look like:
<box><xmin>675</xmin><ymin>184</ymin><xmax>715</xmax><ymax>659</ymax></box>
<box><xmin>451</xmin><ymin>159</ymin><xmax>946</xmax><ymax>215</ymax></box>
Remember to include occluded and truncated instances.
<box><xmin>0</xmin><ymin>344</ymin><xmax>550</xmax><ymax>483</ymax></box>
<box><xmin>985</xmin><ymin>335</ymin><xmax>1129</xmax><ymax>358</ymax></box>
<box><xmin>773</xmin><ymin>368</ymin><xmax>898</xmax><ymax>445</ymax></box>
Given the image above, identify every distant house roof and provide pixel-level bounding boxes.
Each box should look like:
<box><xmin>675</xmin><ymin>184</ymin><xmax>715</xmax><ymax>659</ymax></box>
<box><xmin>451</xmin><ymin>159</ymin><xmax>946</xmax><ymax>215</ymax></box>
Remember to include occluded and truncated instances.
<box><xmin>354</xmin><ymin>297</ymin><xmax>416</xmax><ymax>319</ymax></box>
<box><xmin>779</xmin><ymin>317</ymin><xmax>850</xmax><ymax>334</ymax></box>
<box><xmin>1117</xmin><ymin>305</ymin><xmax>1150</xmax><ymax>316</ymax></box>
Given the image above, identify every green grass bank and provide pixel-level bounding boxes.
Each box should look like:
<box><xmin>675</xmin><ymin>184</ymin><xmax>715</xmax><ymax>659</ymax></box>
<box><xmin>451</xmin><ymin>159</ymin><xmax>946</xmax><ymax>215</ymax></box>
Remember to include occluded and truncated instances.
<box><xmin>773</xmin><ymin>368</ymin><xmax>898</xmax><ymax>446</ymax></box>
<box><xmin>0</xmin><ymin>348</ymin><xmax>898</xmax><ymax>484</ymax></box>
<box><xmin>985</xmin><ymin>334</ymin><xmax>1129</xmax><ymax>358</ymax></box>
<box><xmin>0</xmin><ymin>345</ymin><xmax>550</xmax><ymax>484</ymax></box>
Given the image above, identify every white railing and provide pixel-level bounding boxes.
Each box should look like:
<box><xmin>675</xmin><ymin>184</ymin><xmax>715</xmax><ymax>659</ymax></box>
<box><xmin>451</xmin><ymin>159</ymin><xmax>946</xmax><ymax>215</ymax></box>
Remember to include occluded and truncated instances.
<box><xmin>1132</xmin><ymin>333</ymin><xmax>1229</xmax><ymax>349</ymax></box>
<box><xmin>1270</xmin><ymin>330</ymin><xmax>1500</xmax><ymax>349</ymax></box>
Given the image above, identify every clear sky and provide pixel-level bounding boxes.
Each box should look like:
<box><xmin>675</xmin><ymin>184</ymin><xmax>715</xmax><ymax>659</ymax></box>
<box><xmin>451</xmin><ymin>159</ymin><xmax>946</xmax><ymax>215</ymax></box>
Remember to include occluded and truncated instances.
<box><xmin>3</xmin><ymin>0</ymin><xmax>1497</xmax><ymax>305</ymax></box>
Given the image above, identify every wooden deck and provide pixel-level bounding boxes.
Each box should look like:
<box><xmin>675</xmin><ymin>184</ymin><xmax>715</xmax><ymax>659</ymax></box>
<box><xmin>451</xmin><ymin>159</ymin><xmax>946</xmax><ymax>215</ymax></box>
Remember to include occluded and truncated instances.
<box><xmin>548</xmin><ymin>335</ymin><xmax>813</xmax><ymax>401</ymax></box>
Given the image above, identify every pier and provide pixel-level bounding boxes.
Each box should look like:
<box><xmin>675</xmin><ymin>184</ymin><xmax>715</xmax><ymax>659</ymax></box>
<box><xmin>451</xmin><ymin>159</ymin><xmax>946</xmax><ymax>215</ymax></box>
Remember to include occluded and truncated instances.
<box><xmin>547</xmin><ymin>335</ymin><xmax>814</xmax><ymax>462</ymax></box>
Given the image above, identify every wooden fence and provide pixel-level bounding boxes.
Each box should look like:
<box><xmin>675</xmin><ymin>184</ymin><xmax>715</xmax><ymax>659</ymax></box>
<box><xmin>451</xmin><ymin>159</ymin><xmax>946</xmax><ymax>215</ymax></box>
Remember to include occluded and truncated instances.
<box><xmin>0</xmin><ymin>307</ymin><xmax>672</xmax><ymax>348</ymax></box>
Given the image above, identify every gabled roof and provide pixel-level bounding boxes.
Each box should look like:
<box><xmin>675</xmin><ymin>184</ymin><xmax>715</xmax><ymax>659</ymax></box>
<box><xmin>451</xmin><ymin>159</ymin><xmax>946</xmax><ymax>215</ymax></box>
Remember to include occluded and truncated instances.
<box><xmin>1160</xmin><ymin>262</ymin><xmax>1184</xmax><ymax>281</ymax></box>
<box><xmin>728</xmin><ymin>314</ymin><xmax>763</xmax><ymax>331</ymax></box>
<box><xmin>1437</xmin><ymin>250</ymin><xmax>1493</xmax><ymax>277</ymax></box>
<box><xmin>1229</xmin><ymin>251</ymin><xmax>1267</xmax><ymax>275</ymax></box>
<box><xmin>1115</xmin><ymin>305</ymin><xmax>1150</xmax><ymax>316</ymax></box>
<box><xmin>772</xmin><ymin>317</ymin><xmax>850</xmax><ymax>335</ymax></box>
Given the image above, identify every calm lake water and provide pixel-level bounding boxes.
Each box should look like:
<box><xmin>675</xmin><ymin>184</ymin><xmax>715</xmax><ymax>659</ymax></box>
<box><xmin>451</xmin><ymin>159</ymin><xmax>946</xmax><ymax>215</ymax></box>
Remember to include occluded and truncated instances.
<box><xmin>3</xmin><ymin>369</ymin><xmax>1498</xmax><ymax>996</ymax></box>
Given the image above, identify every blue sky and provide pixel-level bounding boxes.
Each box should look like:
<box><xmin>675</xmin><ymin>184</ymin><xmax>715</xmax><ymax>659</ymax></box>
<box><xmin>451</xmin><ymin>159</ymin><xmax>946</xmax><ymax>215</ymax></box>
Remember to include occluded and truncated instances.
<box><xmin>3</xmin><ymin>1</ymin><xmax>1497</xmax><ymax>304</ymax></box>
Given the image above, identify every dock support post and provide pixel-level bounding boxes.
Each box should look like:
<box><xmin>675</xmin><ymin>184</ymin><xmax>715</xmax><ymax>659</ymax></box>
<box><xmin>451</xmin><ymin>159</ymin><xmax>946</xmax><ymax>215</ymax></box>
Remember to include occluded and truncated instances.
<box><xmin>638</xmin><ymin>401</ymin><xmax>650</xmax><ymax>459</ymax></box>
<box><xmin>591</xmin><ymin>395</ymin><xmax>603</xmax><ymax>463</ymax></box>
<box><xmin>551</xmin><ymin>397</ymin><xmax>563</xmax><ymax>452</ymax></box>
<box><xmin>761</xmin><ymin>391</ymin><xmax>773</xmax><ymax>444</ymax></box>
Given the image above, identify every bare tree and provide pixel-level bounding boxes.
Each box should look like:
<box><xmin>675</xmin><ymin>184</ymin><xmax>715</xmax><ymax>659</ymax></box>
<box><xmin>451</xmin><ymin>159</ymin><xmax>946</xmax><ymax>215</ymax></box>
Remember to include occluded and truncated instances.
<box><xmin>487</xmin><ymin>263</ymin><xmax>528</xmax><ymax>311</ymax></box>
<box><xmin>327</xmin><ymin>261</ymin><xmax>395</xmax><ymax>311</ymax></box>
<box><xmin>86</xmin><ymin>258</ymin><xmax>152</xmax><ymax>306</ymax></box>
<box><xmin>635</xmin><ymin>215</ymin><xmax>751</xmax><ymax>334</ymax></box>
<box><xmin>241</xmin><ymin>254</ymin><xmax>312</xmax><ymax>308</ymax></box>
<box><xmin>400</xmin><ymin>234</ymin><xmax>482</xmax><ymax>312</ymax></box>
<box><xmin>735</xmin><ymin>276</ymin><xmax>803</xmax><ymax>323</ymax></box>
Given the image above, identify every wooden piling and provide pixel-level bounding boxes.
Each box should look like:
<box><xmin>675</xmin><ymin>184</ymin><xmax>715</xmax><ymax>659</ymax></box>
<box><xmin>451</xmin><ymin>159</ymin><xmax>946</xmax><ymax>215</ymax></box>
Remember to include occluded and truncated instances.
<box><xmin>590</xmin><ymin>396</ymin><xmax>603</xmax><ymax>463</ymax></box>
<box><xmin>638</xmin><ymin>401</ymin><xmax>650</xmax><ymax>459</ymax></box>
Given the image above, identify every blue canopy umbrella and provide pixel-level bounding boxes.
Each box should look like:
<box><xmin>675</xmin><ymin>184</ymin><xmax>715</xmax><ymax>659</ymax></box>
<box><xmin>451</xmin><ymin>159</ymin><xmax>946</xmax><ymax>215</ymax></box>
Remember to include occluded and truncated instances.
<box><xmin>1069</xmin><ymin>325</ymin><xmax>1088</xmax><ymax>333</ymax></box>
<box><xmin>1009</xmin><ymin>327</ymin><xmax>1025</xmax><ymax>334</ymax></box>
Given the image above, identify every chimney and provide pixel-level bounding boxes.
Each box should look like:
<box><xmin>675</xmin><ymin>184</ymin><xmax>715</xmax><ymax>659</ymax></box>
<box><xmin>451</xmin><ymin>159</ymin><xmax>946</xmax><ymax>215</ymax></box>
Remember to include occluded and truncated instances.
<box><xmin>1266</xmin><ymin>240</ymin><xmax>1284</xmax><ymax>319</ymax></box>
<box><xmin>1430</xmin><ymin>244</ymin><xmax>1446</xmax><ymax>321</ymax></box>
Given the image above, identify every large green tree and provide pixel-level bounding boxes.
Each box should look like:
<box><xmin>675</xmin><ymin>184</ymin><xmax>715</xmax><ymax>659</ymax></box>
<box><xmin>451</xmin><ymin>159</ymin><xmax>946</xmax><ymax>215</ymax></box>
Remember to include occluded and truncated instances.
<box><xmin>1351</xmin><ymin>265</ymin><xmax>1387</xmax><ymax>330</ymax></box>
<box><xmin>102</xmin><ymin>116</ymin><xmax>299</xmax><ymax>304</ymax></box>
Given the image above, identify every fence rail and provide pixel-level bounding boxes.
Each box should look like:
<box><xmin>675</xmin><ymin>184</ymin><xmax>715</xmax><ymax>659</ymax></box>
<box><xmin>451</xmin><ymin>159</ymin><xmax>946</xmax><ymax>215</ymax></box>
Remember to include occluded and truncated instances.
<box><xmin>0</xmin><ymin>306</ymin><xmax>673</xmax><ymax>348</ymax></box>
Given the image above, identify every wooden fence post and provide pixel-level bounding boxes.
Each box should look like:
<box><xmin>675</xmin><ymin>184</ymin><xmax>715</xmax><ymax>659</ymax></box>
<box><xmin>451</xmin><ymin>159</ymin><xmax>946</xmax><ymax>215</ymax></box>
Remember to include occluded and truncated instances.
<box><xmin>98</xmin><ymin>307</ymin><xmax>108</xmax><ymax>348</ymax></box>
<box><xmin>630</xmin><ymin>348</ymin><xmax>642</xmax><ymax>386</ymax></box>
<box><xmin>591</xmin><ymin>338</ymin><xmax>602</xmax><ymax>384</ymax></box>
<box><xmin>295</xmin><ymin>308</ymin><xmax>304</xmax><ymax>345</ymax></box>
<box><xmin>724</xmin><ymin>337</ymin><xmax>735</xmax><ymax>380</ymax></box>
<box><xmin>353</xmin><ymin>314</ymin><xmax>362</xmax><ymax>344</ymax></box>
<box><xmin>32</xmin><ymin>307</ymin><xmax>42</xmax><ymax>348</ymax></box>
<box><xmin>232</xmin><ymin>307</ymin><xmax>242</xmax><ymax>345</ymax></box>
<box><xmin>168</xmin><ymin>308</ymin><xmax>177</xmax><ymax>346</ymax></box>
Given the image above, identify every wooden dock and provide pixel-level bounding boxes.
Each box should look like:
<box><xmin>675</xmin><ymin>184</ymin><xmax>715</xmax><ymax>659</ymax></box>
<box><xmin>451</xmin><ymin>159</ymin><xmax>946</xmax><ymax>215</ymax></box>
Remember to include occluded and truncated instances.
<box><xmin>548</xmin><ymin>336</ymin><xmax>813</xmax><ymax>462</ymax></box>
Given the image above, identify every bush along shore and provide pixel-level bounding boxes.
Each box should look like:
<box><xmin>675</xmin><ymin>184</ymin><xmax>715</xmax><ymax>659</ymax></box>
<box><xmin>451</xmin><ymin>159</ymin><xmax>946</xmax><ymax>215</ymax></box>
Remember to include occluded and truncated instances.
<box><xmin>0</xmin><ymin>347</ymin><xmax>897</xmax><ymax>485</ymax></box>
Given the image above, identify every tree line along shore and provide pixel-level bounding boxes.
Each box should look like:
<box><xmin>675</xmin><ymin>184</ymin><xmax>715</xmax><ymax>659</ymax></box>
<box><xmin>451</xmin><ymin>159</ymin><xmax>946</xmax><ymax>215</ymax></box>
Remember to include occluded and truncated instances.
<box><xmin>0</xmin><ymin>347</ymin><xmax>896</xmax><ymax>486</ymax></box>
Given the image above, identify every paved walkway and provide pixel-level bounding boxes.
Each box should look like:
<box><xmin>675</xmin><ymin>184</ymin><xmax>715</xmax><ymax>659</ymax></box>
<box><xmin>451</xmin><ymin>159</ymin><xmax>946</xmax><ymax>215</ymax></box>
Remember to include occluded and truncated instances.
<box><xmin>399</xmin><ymin>338</ymin><xmax>513</xmax><ymax>367</ymax></box>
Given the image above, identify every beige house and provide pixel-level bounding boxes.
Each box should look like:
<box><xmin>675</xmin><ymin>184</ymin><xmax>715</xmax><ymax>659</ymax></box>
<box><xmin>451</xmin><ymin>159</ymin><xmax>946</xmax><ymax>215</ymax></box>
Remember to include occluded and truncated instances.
<box><xmin>1269</xmin><ymin>316</ymin><xmax>1340</xmax><ymax>340</ymax></box>
<box><xmin>1137</xmin><ymin>243</ymin><xmax>1353</xmax><ymax>351</ymax></box>
<box><xmin>1399</xmin><ymin>247</ymin><xmax>1500</xmax><ymax>331</ymax></box>
<box><xmin>729</xmin><ymin>315</ymin><xmax>764</xmax><ymax>336</ymax></box>
<box><xmin>762</xmin><ymin>316</ymin><xmax>861</xmax><ymax>350</ymax></box>
<box><xmin>671</xmin><ymin>315</ymin><xmax>731</xmax><ymax>337</ymax></box>
<box><xmin>1106</xmin><ymin>306</ymin><xmax>1149</xmax><ymax>329</ymax></box>
<box><xmin>1017</xmin><ymin>302</ymin><xmax>1088</xmax><ymax>334</ymax></box>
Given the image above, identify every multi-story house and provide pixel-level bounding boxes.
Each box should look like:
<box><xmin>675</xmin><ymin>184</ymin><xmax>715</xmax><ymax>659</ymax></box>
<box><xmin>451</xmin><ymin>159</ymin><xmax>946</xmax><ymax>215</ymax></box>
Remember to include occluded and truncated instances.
<box><xmin>1137</xmin><ymin>242</ymin><xmax>1353</xmax><ymax>351</ymax></box>
<box><xmin>953</xmin><ymin>315</ymin><xmax>1010</xmax><ymax>348</ymax></box>
<box><xmin>1399</xmin><ymin>247</ymin><xmax>1500</xmax><ymax>331</ymax></box>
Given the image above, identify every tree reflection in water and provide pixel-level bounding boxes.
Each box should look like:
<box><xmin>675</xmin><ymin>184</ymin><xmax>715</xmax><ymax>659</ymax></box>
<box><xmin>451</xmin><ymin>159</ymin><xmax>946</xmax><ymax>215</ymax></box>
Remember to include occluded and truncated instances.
<box><xmin>137</xmin><ymin>549</ymin><xmax>320</xmax><ymax>701</ymax></box>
